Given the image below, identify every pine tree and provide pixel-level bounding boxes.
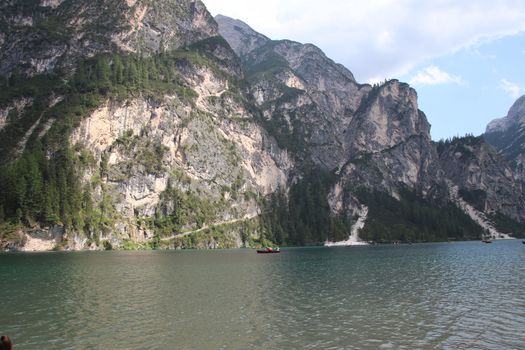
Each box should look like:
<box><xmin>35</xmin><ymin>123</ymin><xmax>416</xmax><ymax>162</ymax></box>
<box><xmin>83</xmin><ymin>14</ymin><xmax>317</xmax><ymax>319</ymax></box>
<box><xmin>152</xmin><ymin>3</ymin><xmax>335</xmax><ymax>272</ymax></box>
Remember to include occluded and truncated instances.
<box><xmin>95</xmin><ymin>56</ymin><xmax>111</xmax><ymax>93</ymax></box>
<box><xmin>82</xmin><ymin>184</ymin><xmax>94</xmax><ymax>235</ymax></box>
<box><xmin>26</xmin><ymin>154</ymin><xmax>44</xmax><ymax>220</ymax></box>
<box><xmin>0</xmin><ymin>205</ymin><xmax>5</xmax><ymax>224</ymax></box>
<box><xmin>43</xmin><ymin>178</ymin><xmax>60</xmax><ymax>224</ymax></box>
<box><xmin>112</xmin><ymin>55</ymin><xmax>124</xmax><ymax>85</ymax></box>
<box><xmin>75</xmin><ymin>60</ymin><xmax>88</xmax><ymax>91</ymax></box>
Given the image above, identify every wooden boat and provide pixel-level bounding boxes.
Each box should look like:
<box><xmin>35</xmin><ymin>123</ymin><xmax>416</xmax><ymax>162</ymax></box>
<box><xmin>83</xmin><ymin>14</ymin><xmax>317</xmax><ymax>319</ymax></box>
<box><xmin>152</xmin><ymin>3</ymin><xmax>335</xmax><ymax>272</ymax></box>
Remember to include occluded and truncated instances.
<box><xmin>256</xmin><ymin>247</ymin><xmax>281</xmax><ymax>254</ymax></box>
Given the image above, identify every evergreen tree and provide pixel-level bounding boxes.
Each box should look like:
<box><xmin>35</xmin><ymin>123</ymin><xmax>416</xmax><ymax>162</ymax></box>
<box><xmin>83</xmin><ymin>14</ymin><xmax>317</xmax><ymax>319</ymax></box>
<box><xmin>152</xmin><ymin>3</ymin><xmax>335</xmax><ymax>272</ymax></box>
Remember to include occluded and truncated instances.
<box><xmin>112</xmin><ymin>55</ymin><xmax>124</xmax><ymax>85</ymax></box>
<box><xmin>0</xmin><ymin>205</ymin><xmax>5</xmax><ymax>224</ymax></box>
<box><xmin>95</xmin><ymin>56</ymin><xmax>111</xmax><ymax>93</ymax></box>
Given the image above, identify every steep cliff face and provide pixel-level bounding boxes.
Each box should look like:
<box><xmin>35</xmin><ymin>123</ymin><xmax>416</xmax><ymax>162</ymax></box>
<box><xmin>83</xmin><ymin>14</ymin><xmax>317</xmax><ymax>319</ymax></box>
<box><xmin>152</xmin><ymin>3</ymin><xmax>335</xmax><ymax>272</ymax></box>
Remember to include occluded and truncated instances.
<box><xmin>328</xmin><ymin>81</ymin><xmax>443</xmax><ymax>214</ymax></box>
<box><xmin>214</xmin><ymin>15</ymin><xmax>269</xmax><ymax>58</ymax></box>
<box><xmin>217</xmin><ymin>14</ymin><xmax>365</xmax><ymax>170</ymax></box>
<box><xmin>438</xmin><ymin>136</ymin><xmax>525</xmax><ymax>222</ymax></box>
<box><xmin>0</xmin><ymin>0</ymin><xmax>217</xmax><ymax>77</ymax></box>
<box><xmin>217</xmin><ymin>16</ymin><xmax>443</xmax><ymax>206</ymax></box>
<box><xmin>70</xmin><ymin>71</ymin><xmax>292</xmax><ymax>248</ymax></box>
<box><xmin>484</xmin><ymin>95</ymin><xmax>525</xmax><ymax>187</ymax></box>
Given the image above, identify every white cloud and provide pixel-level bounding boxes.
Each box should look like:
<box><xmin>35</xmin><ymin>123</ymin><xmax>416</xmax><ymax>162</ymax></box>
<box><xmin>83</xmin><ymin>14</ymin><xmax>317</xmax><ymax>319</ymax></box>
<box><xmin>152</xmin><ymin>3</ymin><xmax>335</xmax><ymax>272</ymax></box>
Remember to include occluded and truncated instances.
<box><xmin>203</xmin><ymin>0</ymin><xmax>525</xmax><ymax>82</ymax></box>
<box><xmin>409</xmin><ymin>66</ymin><xmax>465</xmax><ymax>86</ymax></box>
<box><xmin>367</xmin><ymin>76</ymin><xmax>386</xmax><ymax>85</ymax></box>
<box><xmin>499</xmin><ymin>79</ymin><xmax>523</xmax><ymax>98</ymax></box>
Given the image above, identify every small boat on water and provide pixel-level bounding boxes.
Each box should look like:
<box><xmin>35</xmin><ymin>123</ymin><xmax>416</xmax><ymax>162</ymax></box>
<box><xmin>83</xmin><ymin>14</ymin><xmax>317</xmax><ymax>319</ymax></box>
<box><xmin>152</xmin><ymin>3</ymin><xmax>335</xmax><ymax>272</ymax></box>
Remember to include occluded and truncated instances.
<box><xmin>522</xmin><ymin>241</ymin><xmax>525</xmax><ymax>245</ymax></box>
<box><xmin>256</xmin><ymin>247</ymin><xmax>281</xmax><ymax>254</ymax></box>
<box><xmin>482</xmin><ymin>240</ymin><xmax>493</xmax><ymax>244</ymax></box>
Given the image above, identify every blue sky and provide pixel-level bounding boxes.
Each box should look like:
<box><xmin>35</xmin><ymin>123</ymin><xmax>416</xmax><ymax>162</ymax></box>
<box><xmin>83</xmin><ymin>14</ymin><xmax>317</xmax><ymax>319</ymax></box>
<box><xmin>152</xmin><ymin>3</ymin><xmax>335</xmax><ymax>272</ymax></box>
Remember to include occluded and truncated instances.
<box><xmin>401</xmin><ymin>33</ymin><xmax>525</xmax><ymax>140</ymax></box>
<box><xmin>203</xmin><ymin>0</ymin><xmax>525</xmax><ymax>140</ymax></box>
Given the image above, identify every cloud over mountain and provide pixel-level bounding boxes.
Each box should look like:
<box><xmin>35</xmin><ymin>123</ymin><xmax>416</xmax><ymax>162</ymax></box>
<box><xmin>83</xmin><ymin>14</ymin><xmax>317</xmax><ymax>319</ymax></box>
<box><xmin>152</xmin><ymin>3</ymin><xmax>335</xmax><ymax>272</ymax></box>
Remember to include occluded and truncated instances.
<box><xmin>203</xmin><ymin>0</ymin><xmax>525</xmax><ymax>81</ymax></box>
<box><xmin>409</xmin><ymin>66</ymin><xmax>465</xmax><ymax>86</ymax></box>
<box><xmin>499</xmin><ymin>79</ymin><xmax>524</xmax><ymax>98</ymax></box>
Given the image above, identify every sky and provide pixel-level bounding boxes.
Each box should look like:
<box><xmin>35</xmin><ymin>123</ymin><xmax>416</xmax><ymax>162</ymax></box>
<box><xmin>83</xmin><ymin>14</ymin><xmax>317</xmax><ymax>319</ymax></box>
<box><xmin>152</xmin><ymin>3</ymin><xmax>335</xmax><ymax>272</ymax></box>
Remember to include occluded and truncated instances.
<box><xmin>202</xmin><ymin>0</ymin><xmax>525</xmax><ymax>140</ymax></box>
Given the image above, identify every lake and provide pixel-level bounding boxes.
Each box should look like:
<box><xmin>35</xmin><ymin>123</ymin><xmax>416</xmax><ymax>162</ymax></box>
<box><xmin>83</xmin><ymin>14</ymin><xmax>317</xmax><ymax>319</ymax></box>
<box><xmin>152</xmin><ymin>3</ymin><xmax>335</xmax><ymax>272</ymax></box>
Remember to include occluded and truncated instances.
<box><xmin>1</xmin><ymin>241</ymin><xmax>524</xmax><ymax>349</ymax></box>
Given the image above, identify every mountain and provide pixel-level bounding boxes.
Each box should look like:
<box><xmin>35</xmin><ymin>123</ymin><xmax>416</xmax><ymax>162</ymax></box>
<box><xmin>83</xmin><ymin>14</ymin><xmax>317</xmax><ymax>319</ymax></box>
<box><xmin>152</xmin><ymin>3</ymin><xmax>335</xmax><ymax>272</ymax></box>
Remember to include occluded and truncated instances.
<box><xmin>0</xmin><ymin>0</ymin><xmax>218</xmax><ymax>77</ymax></box>
<box><xmin>217</xmin><ymin>14</ymin><xmax>363</xmax><ymax>170</ymax></box>
<box><xmin>484</xmin><ymin>95</ymin><xmax>525</xmax><ymax>187</ymax></box>
<box><xmin>438</xmin><ymin>136</ymin><xmax>525</xmax><ymax>236</ymax></box>
<box><xmin>1</xmin><ymin>2</ymin><xmax>523</xmax><ymax>251</ymax></box>
<box><xmin>0</xmin><ymin>1</ymin><xmax>292</xmax><ymax>250</ymax></box>
<box><xmin>217</xmin><ymin>15</ymin><xmax>443</xmax><ymax>196</ymax></box>
<box><xmin>216</xmin><ymin>15</ymin><xmax>525</xmax><ymax>241</ymax></box>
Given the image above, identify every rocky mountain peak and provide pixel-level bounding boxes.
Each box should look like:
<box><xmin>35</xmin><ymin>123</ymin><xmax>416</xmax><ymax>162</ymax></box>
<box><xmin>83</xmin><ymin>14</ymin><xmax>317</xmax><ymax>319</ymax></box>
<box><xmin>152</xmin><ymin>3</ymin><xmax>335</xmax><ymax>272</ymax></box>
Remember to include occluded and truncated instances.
<box><xmin>349</xmin><ymin>80</ymin><xmax>430</xmax><ymax>154</ymax></box>
<box><xmin>486</xmin><ymin>95</ymin><xmax>525</xmax><ymax>133</ymax></box>
<box><xmin>215</xmin><ymin>14</ymin><xmax>269</xmax><ymax>57</ymax></box>
<box><xmin>507</xmin><ymin>95</ymin><xmax>525</xmax><ymax>126</ymax></box>
<box><xmin>216</xmin><ymin>15</ymin><xmax>356</xmax><ymax>85</ymax></box>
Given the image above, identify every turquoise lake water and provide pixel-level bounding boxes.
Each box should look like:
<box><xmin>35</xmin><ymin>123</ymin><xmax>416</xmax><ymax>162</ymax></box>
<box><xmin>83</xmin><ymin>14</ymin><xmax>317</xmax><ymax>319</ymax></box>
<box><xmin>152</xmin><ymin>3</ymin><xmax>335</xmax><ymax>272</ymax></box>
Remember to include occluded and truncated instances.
<box><xmin>1</xmin><ymin>240</ymin><xmax>524</xmax><ymax>349</ymax></box>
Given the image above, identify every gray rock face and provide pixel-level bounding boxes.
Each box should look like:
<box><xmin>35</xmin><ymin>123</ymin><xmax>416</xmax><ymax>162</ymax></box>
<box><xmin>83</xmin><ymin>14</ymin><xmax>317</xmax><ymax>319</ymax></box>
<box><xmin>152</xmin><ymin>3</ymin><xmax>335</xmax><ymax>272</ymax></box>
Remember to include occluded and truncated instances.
<box><xmin>0</xmin><ymin>0</ymin><xmax>217</xmax><ymax>77</ymax></box>
<box><xmin>333</xmin><ymin>81</ymin><xmax>443</xmax><ymax>203</ymax></box>
<box><xmin>217</xmin><ymin>15</ymin><xmax>366</xmax><ymax>170</ymax></box>
<box><xmin>217</xmin><ymin>15</ymin><xmax>438</xmax><ymax>188</ymax></box>
<box><xmin>61</xmin><ymin>31</ymin><xmax>293</xmax><ymax>247</ymax></box>
<box><xmin>218</xmin><ymin>14</ymin><xmax>525</xmax><ymax>229</ymax></box>
<box><xmin>439</xmin><ymin>136</ymin><xmax>525</xmax><ymax>221</ymax></box>
<box><xmin>484</xmin><ymin>95</ymin><xmax>525</xmax><ymax>186</ymax></box>
<box><xmin>71</xmin><ymin>89</ymin><xmax>292</xmax><ymax>244</ymax></box>
<box><xmin>215</xmin><ymin>14</ymin><xmax>269</xmax><ymax>58</ymax></box>
<box><xmin>486</xmin><ymin>96</ymin><xmax>525</xmax><ymax>134</ymax></box>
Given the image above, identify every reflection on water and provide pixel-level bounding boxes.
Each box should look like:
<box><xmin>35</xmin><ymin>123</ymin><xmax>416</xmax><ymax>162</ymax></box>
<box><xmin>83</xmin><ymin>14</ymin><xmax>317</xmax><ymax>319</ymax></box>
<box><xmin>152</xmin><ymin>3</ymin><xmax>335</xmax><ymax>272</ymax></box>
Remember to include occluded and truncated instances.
<box><xmin>1</xmin><ymin>241</ymin><xmax>524</xmax><ymax>349</ymax></box>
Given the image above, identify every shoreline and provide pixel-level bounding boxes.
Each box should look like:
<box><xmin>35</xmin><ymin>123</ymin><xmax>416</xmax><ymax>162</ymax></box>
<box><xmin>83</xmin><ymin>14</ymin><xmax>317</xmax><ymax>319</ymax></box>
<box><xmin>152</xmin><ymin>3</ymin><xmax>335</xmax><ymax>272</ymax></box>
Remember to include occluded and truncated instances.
<box><xmin>1</xmin><ymin>237</ymin><xmax>520</xmax><ymax>253</ymax></box>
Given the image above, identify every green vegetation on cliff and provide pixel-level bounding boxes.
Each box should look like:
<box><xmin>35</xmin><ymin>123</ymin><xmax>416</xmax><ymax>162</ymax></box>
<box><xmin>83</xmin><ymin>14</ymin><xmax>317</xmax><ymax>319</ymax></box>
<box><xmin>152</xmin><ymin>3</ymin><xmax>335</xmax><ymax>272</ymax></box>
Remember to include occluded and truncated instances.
<box><xmin>488</xmin><ymin>212</ymin><xmax>525</xmax><ymax>238</ymax></box>
<box><xmin>0</xmin><ymin>142</ymin><xmax>91</xmax><ymax>233</ymax></box>
<box><xmin>0</xmin><ymin>38</ymin><xmax>232</xmax><ymax>242</ymax></box>
<box><xmin>357</xmin><ymin>189</ymin><xmax>483</xmax><ymax>243</ymax></box>
<box><xmin>153</xmin><ymin>182</ymin><xmax>219</xmax><ymax>237</ymax></box>
<box><xmin>260</xmin><ymin>168</ymin><xmax>352</xmax><ymax>246</ymax></box>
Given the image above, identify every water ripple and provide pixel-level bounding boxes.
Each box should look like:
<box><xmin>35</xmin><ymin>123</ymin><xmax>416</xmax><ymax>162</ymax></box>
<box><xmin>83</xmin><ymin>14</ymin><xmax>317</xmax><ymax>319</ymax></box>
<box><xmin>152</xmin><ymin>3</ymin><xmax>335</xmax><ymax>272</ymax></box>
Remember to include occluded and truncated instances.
<box><xmin>1</xmin><ymin>241</ymin><xmax>524</xmax><ymax>349</ymax></box>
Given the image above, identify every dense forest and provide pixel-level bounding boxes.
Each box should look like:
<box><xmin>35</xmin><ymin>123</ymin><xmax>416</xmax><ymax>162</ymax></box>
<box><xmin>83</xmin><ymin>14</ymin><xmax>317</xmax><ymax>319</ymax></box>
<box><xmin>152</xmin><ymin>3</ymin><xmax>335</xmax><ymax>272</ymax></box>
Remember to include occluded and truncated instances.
<box><xmin>258</xmin><ymin>178</ymin><xmax>486</xmax><ymax>245</ymax></box>
<box><xmin>357</xmin><ymin>189</ymin><xmax>483</xmax><ymax>242</ymax></box>
<box><xmin>260</xmin><ymin>169</ymin><xmax>352</xmax><ymax>246</ymax></box>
